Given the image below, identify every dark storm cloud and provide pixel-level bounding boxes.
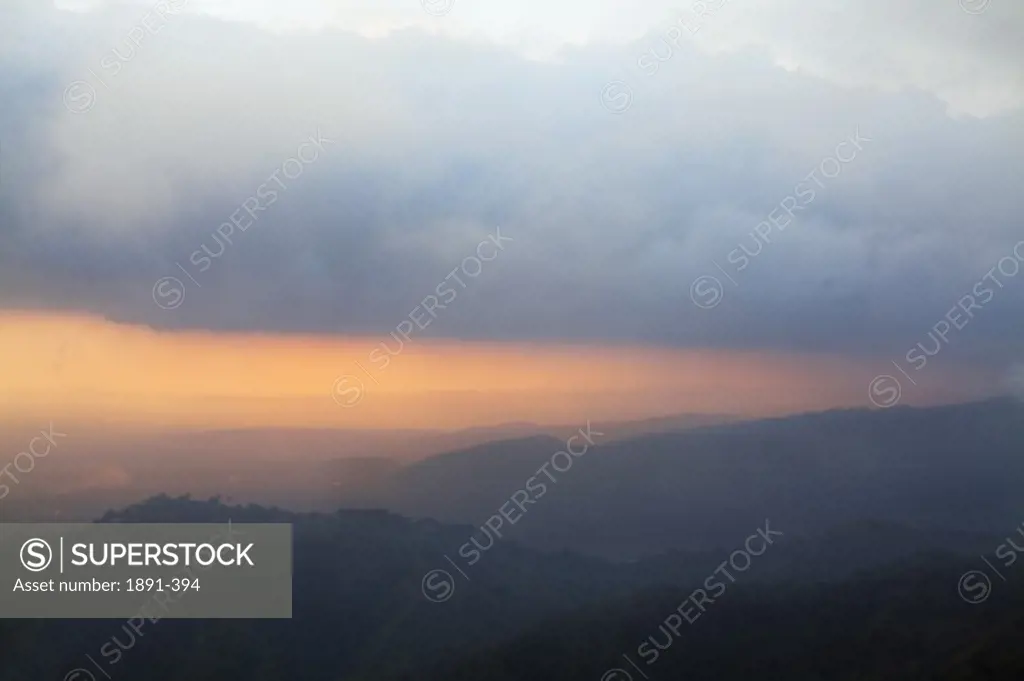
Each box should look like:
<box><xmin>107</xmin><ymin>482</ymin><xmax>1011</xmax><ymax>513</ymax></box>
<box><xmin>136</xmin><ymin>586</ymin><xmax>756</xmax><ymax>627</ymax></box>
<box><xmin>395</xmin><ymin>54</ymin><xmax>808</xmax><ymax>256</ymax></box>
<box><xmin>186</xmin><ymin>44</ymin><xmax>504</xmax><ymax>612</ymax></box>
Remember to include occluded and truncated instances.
<box><xmin>1</xmin><ymin>0</ymin><xmax>1023</xmax><ymax>370</ymax></box>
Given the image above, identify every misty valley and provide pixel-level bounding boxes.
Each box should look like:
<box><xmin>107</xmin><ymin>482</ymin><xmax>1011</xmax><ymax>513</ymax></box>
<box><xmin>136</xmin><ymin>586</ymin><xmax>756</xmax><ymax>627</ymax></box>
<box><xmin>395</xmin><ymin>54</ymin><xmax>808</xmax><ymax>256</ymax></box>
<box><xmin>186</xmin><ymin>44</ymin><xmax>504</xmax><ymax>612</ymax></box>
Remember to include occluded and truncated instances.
<box><xmin>2</xmin><ymin>401</ymin><xmax>1024</xmax><ymax>679</ymax></box>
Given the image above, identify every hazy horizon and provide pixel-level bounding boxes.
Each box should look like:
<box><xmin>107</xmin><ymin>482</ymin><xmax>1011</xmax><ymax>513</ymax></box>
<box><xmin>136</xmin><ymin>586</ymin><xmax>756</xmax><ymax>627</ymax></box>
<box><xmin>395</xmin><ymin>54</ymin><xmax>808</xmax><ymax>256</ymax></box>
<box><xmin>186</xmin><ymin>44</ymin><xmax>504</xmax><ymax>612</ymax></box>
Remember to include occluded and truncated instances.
<box><xmin>0</xmin><ymin>310</ymin><xmax>1005</xmax><ymax>430</ymax></box>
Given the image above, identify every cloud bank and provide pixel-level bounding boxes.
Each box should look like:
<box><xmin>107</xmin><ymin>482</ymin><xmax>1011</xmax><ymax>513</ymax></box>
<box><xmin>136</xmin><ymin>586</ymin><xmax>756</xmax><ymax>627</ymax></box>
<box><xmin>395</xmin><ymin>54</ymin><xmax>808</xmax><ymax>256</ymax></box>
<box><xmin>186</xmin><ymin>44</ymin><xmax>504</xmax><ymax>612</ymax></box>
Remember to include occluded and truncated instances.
<box><xmin>1</xmin><ymin>0</ymin><xmax>1023</xmax><ymax>378</ymax></box>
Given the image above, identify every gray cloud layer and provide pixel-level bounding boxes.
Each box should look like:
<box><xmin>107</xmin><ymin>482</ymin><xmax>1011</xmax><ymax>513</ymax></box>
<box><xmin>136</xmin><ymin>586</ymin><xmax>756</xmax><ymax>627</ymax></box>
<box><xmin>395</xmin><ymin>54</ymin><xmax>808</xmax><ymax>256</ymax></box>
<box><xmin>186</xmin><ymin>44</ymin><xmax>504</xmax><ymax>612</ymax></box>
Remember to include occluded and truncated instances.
<box><xmin>1</xmin><ymin>0</ymin><xmax>1023</xmax><ymax>370</ymax></box>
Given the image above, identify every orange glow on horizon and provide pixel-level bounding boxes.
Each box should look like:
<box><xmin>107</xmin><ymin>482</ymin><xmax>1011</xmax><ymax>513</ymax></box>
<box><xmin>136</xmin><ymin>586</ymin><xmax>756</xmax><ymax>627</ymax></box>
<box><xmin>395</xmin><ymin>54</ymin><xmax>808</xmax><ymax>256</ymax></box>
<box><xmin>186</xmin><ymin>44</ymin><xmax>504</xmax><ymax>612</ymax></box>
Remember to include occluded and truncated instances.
<box><xmin>0</xmin><ymin>310</ymin><xmax>997</xmax><ymax>430</ymax></box>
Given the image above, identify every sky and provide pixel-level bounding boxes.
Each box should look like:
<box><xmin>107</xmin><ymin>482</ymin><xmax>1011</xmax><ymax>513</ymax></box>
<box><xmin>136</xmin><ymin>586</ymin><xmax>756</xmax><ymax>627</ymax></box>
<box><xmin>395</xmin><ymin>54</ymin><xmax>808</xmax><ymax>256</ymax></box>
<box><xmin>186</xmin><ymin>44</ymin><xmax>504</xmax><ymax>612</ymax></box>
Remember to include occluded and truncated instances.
<box><xmin>1</xmin><ymin>0</ymin><xmax>1022</xmax><ymax>429</ymax></box>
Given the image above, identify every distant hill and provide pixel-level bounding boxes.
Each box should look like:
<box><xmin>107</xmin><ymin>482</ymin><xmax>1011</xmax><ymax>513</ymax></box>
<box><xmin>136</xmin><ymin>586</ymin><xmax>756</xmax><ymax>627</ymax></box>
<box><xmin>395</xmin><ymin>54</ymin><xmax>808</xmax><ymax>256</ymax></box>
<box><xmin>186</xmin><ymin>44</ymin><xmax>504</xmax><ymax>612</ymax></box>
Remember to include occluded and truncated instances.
<box><xmin>341</xmin><ymin>398</ymin><xmax>1024</xmax><ymax>558</ymax></box>
<box><xmin>0</xmin><ymin>411</ymin><xmax>736</xmax><ymax>520</ymax></box>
